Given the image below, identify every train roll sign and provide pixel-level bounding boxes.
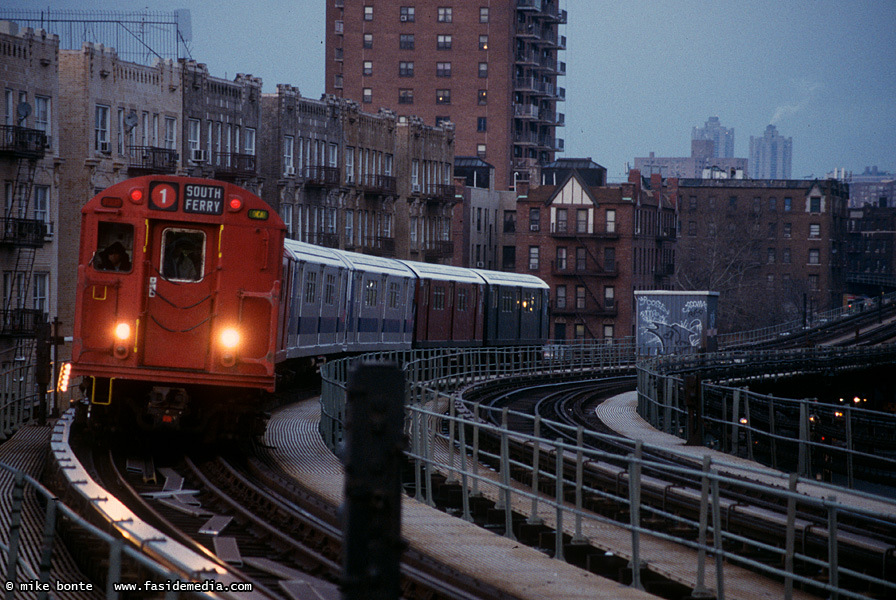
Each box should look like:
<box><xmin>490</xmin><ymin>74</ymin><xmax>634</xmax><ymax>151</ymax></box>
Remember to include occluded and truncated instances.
<box><xmin>183</xmin><ymin>184</ymin><xmax>224</xmax><ymax>215</ymax></box>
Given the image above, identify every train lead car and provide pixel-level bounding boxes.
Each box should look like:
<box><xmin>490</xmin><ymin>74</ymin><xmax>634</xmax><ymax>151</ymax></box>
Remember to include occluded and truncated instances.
<box><xmin>73</xmin><ymin>176</ymin><xmax>286</xmax><ymax>438</ymax></box>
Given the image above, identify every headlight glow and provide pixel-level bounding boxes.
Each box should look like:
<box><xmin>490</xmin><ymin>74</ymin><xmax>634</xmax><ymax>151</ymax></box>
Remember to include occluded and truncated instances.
<box><xmin>115</xmin><ymin>322</ymin><xmax>131</xmax><ymax>340</ymax></box>
<box><xmin>220</xmin><ymin>328</ymin><xmax>240</xmax><ymax>349</ymax></box>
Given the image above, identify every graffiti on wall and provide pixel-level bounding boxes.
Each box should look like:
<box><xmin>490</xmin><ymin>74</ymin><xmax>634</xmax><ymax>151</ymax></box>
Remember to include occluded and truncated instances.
<box><xmin>637</xmin><ymin>296</ymin><xmax>708</xmax><ymax>354</ymax></box>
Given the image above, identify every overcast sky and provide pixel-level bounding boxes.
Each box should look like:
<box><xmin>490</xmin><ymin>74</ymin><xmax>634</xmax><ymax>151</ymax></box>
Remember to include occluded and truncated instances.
<box><xmin>9</xmin><ymin>0</ymin><xmax>896</xmax><ymax>181</ymax></box>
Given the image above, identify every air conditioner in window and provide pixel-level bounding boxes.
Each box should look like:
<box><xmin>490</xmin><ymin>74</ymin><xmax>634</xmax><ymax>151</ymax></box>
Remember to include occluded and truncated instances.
<box><xmin>400</xmin><ymin>15</ymin><xmax>408</xmax><ymax>21</ymax></box>
<box><xmin>476</xmin><ymin>261</ymin><xmax>484</xmax><ymax>267</ymax></box>
<box><xmin>98</xmin><ymin>141</ymin><xmax>110</xmax><ymax>154</ymax></box>
<box><xmin>412</xmin><ymin>184</ymin><xmax>420</xmax><ymax>193</ymax></box>
<box><xmin>284</xmin><ymin>166</ymin><xmax>295</xmax><ymax>176</ymax></box>
<box><xmin>529</xmin><ymin>224</ymin><xmax>539</xmax><ymax>231</ymax></box>
<box><xmin>191</xmin><ymin>149</ymin><xmax>207</xmax><ymax>162</ymax></box>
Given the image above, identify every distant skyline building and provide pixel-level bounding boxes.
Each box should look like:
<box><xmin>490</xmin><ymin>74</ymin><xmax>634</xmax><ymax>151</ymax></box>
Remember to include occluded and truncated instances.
<box><xmin>749</xmin><ymin>124</ymin><xmax>792</xmax><ymax>179</ymax></box>
<box><xmin>692</xmin><ymin>116</ymin><xmax>734</xmax><ymax>159</ymax></box>
<box><xmin>634</xmin><ymin>140</ymin><xmax>747</xmax><ymax>179</ymax></box>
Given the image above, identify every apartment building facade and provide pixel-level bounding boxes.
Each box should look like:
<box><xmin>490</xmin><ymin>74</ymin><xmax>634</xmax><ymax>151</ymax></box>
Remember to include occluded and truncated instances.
<box><xmin>675</xmin><ymin>178</ymin><xmax>849</xmax><ymax>331</ymax></box>
<box><xmin>325</xmin><ymin>0</ymin><xmax>566</xmax><ymax>190</ymax></box>
<box><xmin>0</xmin><ymin>22</ymin><xmax>60</xmax><ymax>361</ymax></box>
<box><xmin>516</xmin><ymin>166</ymin><xmax>677</xmax><ymax>342</ymax></box>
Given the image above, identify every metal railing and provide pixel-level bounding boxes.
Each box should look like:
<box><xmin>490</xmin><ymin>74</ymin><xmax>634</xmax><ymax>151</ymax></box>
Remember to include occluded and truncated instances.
<box><xmin>320</xmin><ymin>345</ymin><xmax>896</xmax><ymax>600</ymax></box>
<box><xmin>636</xmin><ymin>345</ymin><xmax>896</xmax><ymax>489</ymax></box>
<box><xmin>0</xmin><ymin>460</ymin><xmax>195</xmax><ymax>598</ymax></box>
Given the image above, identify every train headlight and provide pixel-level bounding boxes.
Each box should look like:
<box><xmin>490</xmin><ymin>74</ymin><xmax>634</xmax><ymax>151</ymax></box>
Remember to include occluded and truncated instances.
<box><xmin>220</xmin><ymin>328</ymin><xmax>240</xmax><ymax>349</ymax></box>
<box><xmin>114</xmin><ymin>322</ymin><xmax>131</xmax><ymax>341</ymax></box>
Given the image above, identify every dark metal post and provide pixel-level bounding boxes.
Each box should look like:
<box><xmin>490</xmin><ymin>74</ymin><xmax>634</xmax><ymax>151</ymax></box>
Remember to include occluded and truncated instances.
<box><xmin>342</xmin><ymin>362</ymin><xmax>406</xmax><ymax>600</ymax></box>
<box><xmin>35</xmin><ymin>320</ymin><xmax>51</xmax><ymax>426</ymax></box>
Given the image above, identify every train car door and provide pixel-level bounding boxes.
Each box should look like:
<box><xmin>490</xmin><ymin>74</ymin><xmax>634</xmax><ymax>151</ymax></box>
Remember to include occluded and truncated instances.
<box><xmin>142</xmin><ymin>224</ymin><xmax>217</xmax><ymax>370</ymax></box>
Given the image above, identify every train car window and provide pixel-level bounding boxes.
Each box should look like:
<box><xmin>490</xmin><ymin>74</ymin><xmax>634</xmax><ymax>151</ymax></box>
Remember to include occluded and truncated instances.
<box><xmin>501</xmin><ymin>290</ymin><xmax>513</xmax><ymax>313</ymax></box>
<box><xmin>433</xmin><ymin>286</ymin><xmax>445</xmax><ymax>310</ymax></box>
<box><xmin>325</xmin><ymin>273</ymin><xmax>336</xmax><ymax>305</ymax></box>
<box><xmin>161</xmin><ymin>229</ymin><xmax>205</xmax><ymax>282</ymax></box>
<box><xmin>94</xmin><ymin>223</ymin><xmax>134</xmax><ymax>272</ymax></box>
<box><xmin>458</xmin><ymin>289</ymin><xmax>467</xmax><ymax>311</ymax></box>
<box><xmin>365</xmin><ymin>279</ymin><xmax>378</xmax><ymax>307</ymax></box>
<box><xmin>388</xmin><ymin>281</ymin><xmax>400</xmax><ymax>309</ymax></box>
<box><xmin>304</xmin><ymin>271</ymin><xmax>317</xmax><ymax>303</ymax></box>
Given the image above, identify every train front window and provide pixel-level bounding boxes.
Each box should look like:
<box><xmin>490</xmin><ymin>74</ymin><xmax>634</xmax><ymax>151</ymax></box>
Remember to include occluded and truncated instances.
<box><xmin>94</xmin><ymin>222</ymin><xmax>134</xmax><ymax>272</ymax></box>
<box><xmin>161</xmin><ymin>229</ymin><xmax>205</xmax><ymax>282</ymax></box>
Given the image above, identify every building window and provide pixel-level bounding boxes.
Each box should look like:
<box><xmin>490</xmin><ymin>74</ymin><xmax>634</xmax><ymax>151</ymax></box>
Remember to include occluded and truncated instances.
<box><xmin>362</xmin><ymin>33</ymin><xmax>373</xmax><ymax>49</ymax></box>
<box><xmin>435</xmin><ymin>116</ymin><xmax>451</xmax><ymax>126</ymax></box>
<box><xmin>688</xmin><ymin>220</ymin><xmax>697</xmax><ymax>236</ymax></box>
<box><xmin>809</xmin><ymin>223</ymin><xmax>820</xmax><ymax>238</ymax></box>
<box><xmin>767</xmin><ymin>248</ymin><xmax>776</xmax><ymax>264</ymax></box>
<box><xmin>399</xmin><ymin>89</ymin><xmax>414</xmax><ymax>104</ymax></box>
<box><xmin>95</xmin><ymin>104</ymin><xmax>110</xmax><ymax>151</ymax></box>
<box><xmin>164</xmin><ymin>117</ymin><xmax>177</xmax><ymax>150</ymax></box>
<box><xmin>783</xmin><ymin>247</ymin><xmax>791</xmax><ymax>264</ymax></box>
<box><xmin>480</xmin><ymin>7</ymin><xmax>489</xmax><ymax>22</ymax></box>
<box><xmin>363</xmin><ymin>61</ymin><xmax>373</xmax><ymax>76</ymax></box>
<box><xmin>476</xmin><ymin>116</ymin><xmax>487</xmax><ymax>132</ymax></box>
<box><xmin>399</xmin><ymin>34</ymin><xmax>414</xmax><ymax>49</ymax></box>
<box><xmin>689</xmin><ymin>196</ymin><xmax>697</xmax><ymax>210</ymax></box>
<box><xmin>479</xmin><ymin>35</ymin><xmax>488</xmax><ymax>50</ymax></box>
<box><xmin>576</xmin><ymin>208</ymin><xmax>588</xmax><ymax>234</ymax></box>
<box><xmin>728</xmin><ymin>195</ymin><xmax>737</xmax><ymax>209</ymax></box>
<box><xmin>769</xmin><ymin>196</ymin><xmax>777</xmax><ymax>211</ymax></box>
<box><xmin>808</xmin><ymin>249</ymin><xmax>820</xmax><ymax>265</ymax></box>
<box><xmin>345</xmin><ymin>146</ymin><xmax>354</xmax><ymax>183</ymax></box>
<box><xmin>528</xmin><ymin>246</ymin><xmax>539</xmax><ymax>270</ymax></box>
<box><xmin>604</xmin><ymin>286</ymin><xmax>615</xmax><ymax>309</ymax></box>
<box><xmin>604</xmin><ymin>247</ymin><xmax>615</xmax><ymax>271</ymax></box>
<box><xmin>556</xmin><ymin>285</ymin><xmax>566</xmax><ymax>308</ymax></box>
<box><xmin>33</xmin><ymin>185</ymin><xmax>49</xmax><ymax>224</ymax></box>
<box><xmin>606</xmin><ymin>209</ymin><xmax>616</xmax><ymax>233</ymax></box>
<box><xmin>810</xmin><ymin>196</ymin><xmax>821</xmax><ymax>213</ymax></box>
<box><xmin>767</xmin><ymin>222</ymin><xmax>777</xmax><ymax>238</ymax></box>
<box><xmin>503</xmin><ymin>210</ymin><xmax>516</xmax><ymax>233</ymax></box>
<box><xmin>529</xmin><ymin>208</ymin><xmax>540</xmax><ymax>232</ymax></box>
<box><xmin>364</xmin><ymin>5</ymin><xmax>373</xmax><ymax>20</ymax></box>
<box><xmin>808</xmin><ymin>274</ymin><xmax>819</xmax><ymax>290</ymax></box>
<box><xmin>244</xmin><ymin>127</ymin><xmax>256</xmax><ymax>156</ymax></box>
<box><xmin>603</xmin><ymin>325</ymin><xmax>614</xmax><ymax>340</ymax></box>
<box><xmin>399</xmin><ymin>61</ymin><xmax>414</xmax><ymax>77</ymax></box>
<box><xmin>436</xmin><ymin>62</ymin><xmax>451</xmax><ymax>77</ymax></box>
<box><xmin>400</xmin><ymin>6</ymin><xmax>415</xmax><ymax>21</ymax></box>
<box><xmin>556</xmin><ymin>247</ymin><xmax>567</xmax><ymax>270</ymax></box>
<box><xmin>35</xmin><ymin>95</ymin><xmax>50</xmax><ymax>137</ymax></box>
<box><xmin>784</xmin><ymin>197</ymin><xmax>792</xmax><ymax>212</ymax></box>
<box><xmin>437</xmin><ymin>7</ymin><xmax>452</xmax><ymax>22</ymax></box>
<box><xmin>476</xmin><ymin>143</ymin><xmax>486</xmax><ymax>158</ymax></box>
<box><xmin>437</xmin><ymin>34</ymin><xmax>452</xmax><ymax>49</ymax></box>
<box><xmin>783</xmin><ymin>222</ymin><xmax>792</xmax><ymax>238</ymax></box>
<box><xmin>478</xmin><ymin>62</ymin><xmax>488</xmax><ymax>78</ymax></box>
<box><xmin>436</xmin><ymin>89</ymin><xmax>451</xmax><ymax>104</ymax></box>
<box><xmin>362</xmin><ymin>88</ymin><xmax>372</xmax><ymax>103</ymax></box>
<box><xmin>555</xmin><ymin>208</ymin><xmax>567</xmax><ymax>232</ymax></box>
<box><xmin>575</xmin><ymin>286</ymin><xmax>585</xmax><ymax>309</ymax></box>
<box><xmin>575</xmin><ymin>247</ymin><xmax>586</xmax><ymax>271</ymax></box>
<box><xmin>478</xmin><ymin>89</ymin><xmax>488</xmax><ymax>104</ymax></box>
<box><xmin>345</xmin><ymin>209</ymin><xmax>353</xmax><ymax>243</ymax></box>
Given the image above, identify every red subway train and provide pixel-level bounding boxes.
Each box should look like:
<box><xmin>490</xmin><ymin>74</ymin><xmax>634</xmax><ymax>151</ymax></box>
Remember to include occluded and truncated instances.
<box><xmin>72</xmin><ymin>176</ymin><xmax>548</xmax><ymax>439</ymax></box>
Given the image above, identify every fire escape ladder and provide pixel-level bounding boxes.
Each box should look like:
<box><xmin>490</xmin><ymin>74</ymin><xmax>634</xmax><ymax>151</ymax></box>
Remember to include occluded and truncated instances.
<box><xmin>2</xmin><ymin>158</ymin><xmax>41</xmax><ymax>340</ymax></box>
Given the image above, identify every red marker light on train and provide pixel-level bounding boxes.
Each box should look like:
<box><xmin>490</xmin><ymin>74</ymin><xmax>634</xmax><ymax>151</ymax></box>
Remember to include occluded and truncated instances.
<box><xmin>129</xmin><ymin>188</ymin><xmax>144</xmax><ymax>202</ymax></box>
<box><xmin>228</xmin><ymin>196</ymin><xmax>243</xmax><ymax>211</ymax></box>
<box><xmin>101</xmin><ymin>196</ymin><xmax>123</xmax><ymax>208</ymax></box>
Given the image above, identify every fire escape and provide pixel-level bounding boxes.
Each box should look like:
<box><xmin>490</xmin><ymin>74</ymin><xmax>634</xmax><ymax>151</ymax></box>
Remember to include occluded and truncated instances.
<box><xmin>550</xmin><ymin>223</ymin><xmax>618</xmax><ymax>340</ymax></box>
<box><xmin>0</xmin><ymin>117</ymin><xmax>49</xmax><ymax>359</ymax></box>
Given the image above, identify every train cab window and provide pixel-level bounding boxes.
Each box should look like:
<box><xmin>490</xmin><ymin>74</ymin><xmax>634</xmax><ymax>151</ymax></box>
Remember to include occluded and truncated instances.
<box><xmin>161</xmin><ymin>229</ymin><xmax>205</xmax><ymax>282</ymax></box>
<box><xmin>94</xmin><ymin>222</ymin><xmax>134</xmax><ymax>272</ymax></box>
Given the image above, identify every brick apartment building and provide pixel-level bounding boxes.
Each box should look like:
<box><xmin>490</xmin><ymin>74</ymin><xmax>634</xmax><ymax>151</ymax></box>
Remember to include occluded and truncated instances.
<box><xmin>847</xmin><ymin>203</ymin><xmax>896</xmax><ymax>292</ymax></box>
<box><xmin>675</xmin><ymin>178</ymin><xmax>849</xmax><ymax>331</ymax></box>
<box><xmin>325</xmin><ymin>0</ymin><xmax>567</xmax><ymax>190</ymax></box>
<box><xmin>516</xmin><ymin>163</ymin><xmax>677</xmax><ymax>342</ymax></box>
<box><xmin>0</xmin><ymin>22</ymin><xmax>59</xmax><ymax>362</ymax></box>
<box><xmin>260</xmin><ymin>86</ymin><xmax>456</xmax><ymax>262</ymax></box>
